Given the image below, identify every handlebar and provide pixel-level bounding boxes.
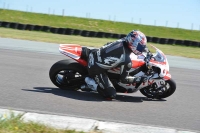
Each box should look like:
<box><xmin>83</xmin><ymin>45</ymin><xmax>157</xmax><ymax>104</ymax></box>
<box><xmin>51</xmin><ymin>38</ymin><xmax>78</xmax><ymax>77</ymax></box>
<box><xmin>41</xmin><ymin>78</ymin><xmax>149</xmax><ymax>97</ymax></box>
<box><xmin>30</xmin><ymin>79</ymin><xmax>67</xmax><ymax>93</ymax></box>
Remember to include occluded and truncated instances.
<box><xmin>144</xmin><ymin>52</ymin><xmax>153</xmax><ymax>72</ymax></box>
<box><xmin>145</xmin><ymin>52</ymin><xmax>153</xmax><ymax>63</ymax></box>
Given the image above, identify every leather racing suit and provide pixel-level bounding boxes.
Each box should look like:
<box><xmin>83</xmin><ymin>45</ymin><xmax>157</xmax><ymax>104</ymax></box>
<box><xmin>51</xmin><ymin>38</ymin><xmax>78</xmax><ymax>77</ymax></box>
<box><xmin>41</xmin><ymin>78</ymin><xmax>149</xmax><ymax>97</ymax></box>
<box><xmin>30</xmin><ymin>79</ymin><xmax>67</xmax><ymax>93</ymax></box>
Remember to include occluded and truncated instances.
<box><xmin>86</xmin><ymin>38</ymin><xmax>139</xmax><ymax>99</ymax></box>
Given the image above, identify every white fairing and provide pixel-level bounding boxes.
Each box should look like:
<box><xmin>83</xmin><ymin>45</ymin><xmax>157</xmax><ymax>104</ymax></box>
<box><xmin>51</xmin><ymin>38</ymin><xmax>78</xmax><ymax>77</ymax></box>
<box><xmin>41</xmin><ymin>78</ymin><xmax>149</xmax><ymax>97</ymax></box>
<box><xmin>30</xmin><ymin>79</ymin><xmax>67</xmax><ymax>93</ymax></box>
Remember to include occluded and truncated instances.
<box><xmin>150</xmin><ymin>47</ymin><xmax>169</xmax><ymax>78</ymax></box>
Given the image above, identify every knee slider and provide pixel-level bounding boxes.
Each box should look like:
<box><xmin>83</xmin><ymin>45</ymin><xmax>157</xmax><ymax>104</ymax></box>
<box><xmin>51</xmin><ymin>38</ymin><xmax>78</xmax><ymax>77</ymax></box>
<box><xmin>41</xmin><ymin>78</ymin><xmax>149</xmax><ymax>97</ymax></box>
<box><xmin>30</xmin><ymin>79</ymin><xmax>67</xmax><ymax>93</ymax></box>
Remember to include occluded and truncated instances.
<box><xmin>127</xmin><ymin>62</ymin><xmax>132</xmax><ymax>69</ymax></box>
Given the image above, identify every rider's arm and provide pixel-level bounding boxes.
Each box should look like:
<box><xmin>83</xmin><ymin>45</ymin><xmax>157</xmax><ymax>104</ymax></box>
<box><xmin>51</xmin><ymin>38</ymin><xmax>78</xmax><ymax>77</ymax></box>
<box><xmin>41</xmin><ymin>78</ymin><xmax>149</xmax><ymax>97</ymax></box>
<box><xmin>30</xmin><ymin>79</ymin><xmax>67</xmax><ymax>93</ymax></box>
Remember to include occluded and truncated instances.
<box><xmin>103</xmin><ymin>42</ymin><xmax>112</xmax><ymax>47</ymax></box>
<box><xmin>119</xmin><ymin>44</ymin><xmax>133</xmax><ymax>84</ymax></box>
<box><xmin>119</xmin><ymin>62</ymin><xmax>131</xmax><ymax>83</ymax></box>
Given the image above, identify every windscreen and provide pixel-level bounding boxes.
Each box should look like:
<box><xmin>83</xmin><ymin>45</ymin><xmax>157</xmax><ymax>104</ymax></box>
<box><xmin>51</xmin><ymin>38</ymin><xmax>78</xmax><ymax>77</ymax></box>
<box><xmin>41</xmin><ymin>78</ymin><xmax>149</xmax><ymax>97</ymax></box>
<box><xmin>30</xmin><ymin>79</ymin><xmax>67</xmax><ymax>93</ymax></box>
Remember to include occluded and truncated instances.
<box><xmin>153</xmin><ymin>50</ymin><xmax>165</xmax><ymax>62</ymax></box>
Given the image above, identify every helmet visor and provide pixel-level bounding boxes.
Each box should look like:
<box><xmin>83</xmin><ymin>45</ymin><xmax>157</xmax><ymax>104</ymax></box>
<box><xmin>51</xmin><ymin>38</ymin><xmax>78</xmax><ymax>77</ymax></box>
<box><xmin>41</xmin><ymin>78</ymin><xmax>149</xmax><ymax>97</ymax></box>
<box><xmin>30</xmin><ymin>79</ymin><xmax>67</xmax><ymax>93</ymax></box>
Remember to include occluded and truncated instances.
<box><xmin>136</xmin><ymin>42</ymin><xmax>146</xmax><ymax>52</ymax></box>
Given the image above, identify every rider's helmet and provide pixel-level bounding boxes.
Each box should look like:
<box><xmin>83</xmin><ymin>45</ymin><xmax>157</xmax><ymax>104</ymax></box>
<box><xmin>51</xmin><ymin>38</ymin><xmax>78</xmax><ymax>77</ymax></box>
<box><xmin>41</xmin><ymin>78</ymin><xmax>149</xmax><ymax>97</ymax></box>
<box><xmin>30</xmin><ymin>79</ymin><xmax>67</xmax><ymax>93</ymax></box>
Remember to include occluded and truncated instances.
<box><xmin>125</xmin><ymin>30</ymin><xmax>147</xmax><ymax>55</ymax></box>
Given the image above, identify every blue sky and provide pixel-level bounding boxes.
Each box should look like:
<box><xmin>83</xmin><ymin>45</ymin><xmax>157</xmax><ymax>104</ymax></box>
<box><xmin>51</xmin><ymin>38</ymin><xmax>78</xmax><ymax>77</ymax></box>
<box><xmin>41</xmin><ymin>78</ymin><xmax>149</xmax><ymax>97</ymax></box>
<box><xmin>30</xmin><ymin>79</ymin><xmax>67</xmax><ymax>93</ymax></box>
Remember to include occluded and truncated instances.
<box><xmin>1</xmin><ymin>0</ymin><xmax>200</xmax><ymax>30</ymax></box>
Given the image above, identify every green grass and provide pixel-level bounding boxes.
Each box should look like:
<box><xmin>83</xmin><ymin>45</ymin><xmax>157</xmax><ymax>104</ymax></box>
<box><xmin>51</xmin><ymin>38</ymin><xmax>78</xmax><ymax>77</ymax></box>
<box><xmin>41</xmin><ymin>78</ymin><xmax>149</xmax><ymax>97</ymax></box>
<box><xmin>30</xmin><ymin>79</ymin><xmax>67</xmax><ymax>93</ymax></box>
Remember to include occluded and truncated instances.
<box><xmin>1</xmin><ymin>27</ymin><xmax>200</xmax><ymax>59</ymax></box>
<box><xmin>1</xmin><ymin>9</ymin><xmax>200</xmax><ymax>42</ymax></box>
<box><xmin>0</xmin><ymin>114</ymin><xmax>90</xmax><ymax>133</ymax></box>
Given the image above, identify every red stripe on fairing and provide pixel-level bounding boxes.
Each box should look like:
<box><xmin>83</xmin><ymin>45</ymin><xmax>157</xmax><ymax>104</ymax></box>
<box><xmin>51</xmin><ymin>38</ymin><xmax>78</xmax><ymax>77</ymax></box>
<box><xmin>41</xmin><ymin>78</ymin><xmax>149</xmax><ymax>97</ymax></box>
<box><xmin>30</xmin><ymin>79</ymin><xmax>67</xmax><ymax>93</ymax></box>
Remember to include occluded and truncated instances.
<box><xmin>61</xmin><ymin>50</ymin><xmax>87</xmax><ymax>66</ymax></box>
<box><xmin>131</xmin><ymin>60</ymin><xmax>145</xmax><ymax>68</ymax></box>
<box><xmin>164</xmin><ymin>73</ymin><xmax>171</xmax><ymax>80</ymax></box>
<box><xmin>76</xmin><ymin>58</ymin><xmax>87</xmax><ymax>66</ymax></box>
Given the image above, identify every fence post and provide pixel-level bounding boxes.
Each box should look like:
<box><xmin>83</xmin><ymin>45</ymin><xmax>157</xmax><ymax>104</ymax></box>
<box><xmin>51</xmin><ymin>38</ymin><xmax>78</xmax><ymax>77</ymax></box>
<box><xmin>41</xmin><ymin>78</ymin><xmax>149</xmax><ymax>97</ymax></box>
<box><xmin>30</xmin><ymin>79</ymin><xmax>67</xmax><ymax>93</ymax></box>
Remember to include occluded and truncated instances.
<box><xmin>113</xmin><ymin>15</ymin><xmax>116</xmax><ymax>22</ymax></box>
<box><xmin>62</xmin><ymin>9</ymin><xmax>65</xmax><ymax>16</ymax></box>
<box><xmin>48</xmin><ymin>8</ymin><xmax>51</xmax><ymax>15</ymax></box>
<box><xmin>165</xmin><ymin>21</ymin><xmax>168</xmax><ymax>27</ymax></box>
<box><xmin>26</xmin><ymin>5</ymin><xmax>29</xmax><ymax>12</ymax></box>
<box><xmin>3</xmin><ymin>2</ymin><xmax>5</xmax><ymax>9</ymax></box>
<box><xmin>177</xmin><ymin>22</ymin><xmax>179</xmax><ymax>28</ymax></box>
<box><xmin>191</xmin><ymin>23</ymin><xmax>193</xmax><ymax>30</ymax></box>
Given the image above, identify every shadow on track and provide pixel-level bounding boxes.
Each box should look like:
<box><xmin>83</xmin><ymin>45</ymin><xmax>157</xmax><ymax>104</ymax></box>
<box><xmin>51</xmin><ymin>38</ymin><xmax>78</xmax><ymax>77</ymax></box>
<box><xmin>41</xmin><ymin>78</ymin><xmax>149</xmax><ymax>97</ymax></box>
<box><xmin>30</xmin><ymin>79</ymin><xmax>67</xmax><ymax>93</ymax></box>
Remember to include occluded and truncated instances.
<box><xmin>22</xmin><ymin>87</ymin><xmax>152</xmax><ymax>103</ymax></box>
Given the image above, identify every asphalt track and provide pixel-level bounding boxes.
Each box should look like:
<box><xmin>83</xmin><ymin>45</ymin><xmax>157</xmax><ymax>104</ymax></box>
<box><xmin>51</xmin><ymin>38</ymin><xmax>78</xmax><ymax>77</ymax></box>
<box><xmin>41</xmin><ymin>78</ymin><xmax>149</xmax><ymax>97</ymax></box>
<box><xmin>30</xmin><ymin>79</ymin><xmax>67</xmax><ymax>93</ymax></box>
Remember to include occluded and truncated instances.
<box><xmin>0</xmin><ymin>38</ymin><xmax>200</xmax><ymax>132</ymax></box>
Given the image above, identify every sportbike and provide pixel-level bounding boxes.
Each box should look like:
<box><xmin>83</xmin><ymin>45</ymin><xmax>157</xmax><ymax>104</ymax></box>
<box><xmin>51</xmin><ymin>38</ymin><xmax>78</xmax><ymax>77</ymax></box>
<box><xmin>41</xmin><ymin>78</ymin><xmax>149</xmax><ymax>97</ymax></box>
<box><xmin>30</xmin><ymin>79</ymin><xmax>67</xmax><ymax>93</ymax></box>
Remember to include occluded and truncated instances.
<box><xmin>49</xmin><ymin>44</ymin><xmax>176</xmax><ymax>99</ymax></box>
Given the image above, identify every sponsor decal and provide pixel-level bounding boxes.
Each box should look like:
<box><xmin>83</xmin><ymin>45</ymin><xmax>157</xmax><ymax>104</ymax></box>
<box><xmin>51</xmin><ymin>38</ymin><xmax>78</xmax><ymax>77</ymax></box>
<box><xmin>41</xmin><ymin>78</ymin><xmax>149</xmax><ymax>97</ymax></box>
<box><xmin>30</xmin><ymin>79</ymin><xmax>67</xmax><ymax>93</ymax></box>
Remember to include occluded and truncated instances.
<box><xmin>104</xmin><ymin>57</ymin><xmax>120</xmax><ymax>65</ymax></box>
<box><xmin>59</xmin><ymin>50</ymin><xmax>80</xmax><ymax>59</ymax></box>
<box><xmin>97</xmin><ymin>49</ymin><xmax>102</xmax><ymax>62</ymax></box>
<box><xmin>88</xmin><ymin>53</ymin><xmax>94</xmax><ymax>68</ymax></box>
<box><xmin>96</xmin><ymin>54</ymin><xmax>124</xmax><ymax>69</ymax></box>
<box><xmin>142</xmin><ymin>80</ymin><xmax>154</xmax><ymax>85</ymax></box>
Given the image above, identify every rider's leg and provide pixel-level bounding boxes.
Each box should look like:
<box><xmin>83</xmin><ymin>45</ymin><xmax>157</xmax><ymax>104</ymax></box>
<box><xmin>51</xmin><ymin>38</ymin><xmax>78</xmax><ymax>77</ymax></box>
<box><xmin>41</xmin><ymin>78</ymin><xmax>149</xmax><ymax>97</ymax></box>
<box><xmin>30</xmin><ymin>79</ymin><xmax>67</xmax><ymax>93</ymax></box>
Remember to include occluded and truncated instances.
<box><xmin>85</xmin><ymin>50</ymin><xmax>116</xmax><ymax>99</ymax></box>
<box><xmin>84</xmin><ymin>72</ymin><xmax>116</xmax><ymax>99</ymax></box>
<box><xmin>94</xmin><ymin>72</ymin><xmax>116</xmax><ymax>99</ymax></box>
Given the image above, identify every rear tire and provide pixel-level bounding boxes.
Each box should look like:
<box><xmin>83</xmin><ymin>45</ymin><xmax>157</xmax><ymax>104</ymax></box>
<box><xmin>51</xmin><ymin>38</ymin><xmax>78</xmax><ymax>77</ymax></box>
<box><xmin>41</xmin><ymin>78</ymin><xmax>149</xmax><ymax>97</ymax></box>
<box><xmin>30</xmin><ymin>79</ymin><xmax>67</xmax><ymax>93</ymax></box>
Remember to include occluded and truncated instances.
<box><xmin>140</xmin><ymin>78</ymin><xmax>176</xmax><ymax>99</ymax></box>
<box><xmin>49</xmin><ymin>59</ymin><xmax>87</xmax><ymax>90</ymax></box>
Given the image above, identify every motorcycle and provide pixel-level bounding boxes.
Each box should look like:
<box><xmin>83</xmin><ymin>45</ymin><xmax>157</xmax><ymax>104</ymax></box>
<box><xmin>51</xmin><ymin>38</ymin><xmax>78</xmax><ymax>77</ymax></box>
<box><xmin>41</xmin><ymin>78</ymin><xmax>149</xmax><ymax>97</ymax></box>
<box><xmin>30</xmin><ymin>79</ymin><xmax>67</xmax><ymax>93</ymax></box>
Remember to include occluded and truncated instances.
<box><xmin>49</xmin><ymin>44</ymin><xmax>176</xmax><ymax>99</ymax></box>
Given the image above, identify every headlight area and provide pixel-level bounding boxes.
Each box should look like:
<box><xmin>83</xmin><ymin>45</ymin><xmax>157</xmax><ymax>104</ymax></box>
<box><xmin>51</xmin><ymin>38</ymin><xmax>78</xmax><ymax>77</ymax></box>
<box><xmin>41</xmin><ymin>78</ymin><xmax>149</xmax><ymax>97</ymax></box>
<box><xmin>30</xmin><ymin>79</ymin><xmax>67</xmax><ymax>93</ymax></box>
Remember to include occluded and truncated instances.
<box><xmin>152</xmin><ymin>66</ymin><xmax>161</xmax><ymax>74</ymax></box>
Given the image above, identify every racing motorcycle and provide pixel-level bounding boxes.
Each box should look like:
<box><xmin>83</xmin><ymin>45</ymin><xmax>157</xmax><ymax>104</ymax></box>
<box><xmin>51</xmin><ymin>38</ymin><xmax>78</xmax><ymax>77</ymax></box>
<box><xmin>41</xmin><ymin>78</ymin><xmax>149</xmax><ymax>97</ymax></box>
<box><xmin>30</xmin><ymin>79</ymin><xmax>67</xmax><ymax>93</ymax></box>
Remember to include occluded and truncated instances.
<box><xmin>49</xmin><ymin>44</ymin><xmax>176</xmax><ymax>99</ymax></box>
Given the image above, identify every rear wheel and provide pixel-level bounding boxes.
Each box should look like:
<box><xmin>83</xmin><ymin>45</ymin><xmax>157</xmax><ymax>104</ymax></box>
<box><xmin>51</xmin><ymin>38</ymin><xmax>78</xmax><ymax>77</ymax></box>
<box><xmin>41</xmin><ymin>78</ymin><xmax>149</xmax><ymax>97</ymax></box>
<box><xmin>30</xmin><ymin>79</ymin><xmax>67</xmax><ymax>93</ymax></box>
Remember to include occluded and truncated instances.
<box><xmin>49</xmin><ymin>59</ymin><xmax>87</xmax><ymax>90</ymax></box>
<box><xmin>140</xmin><ymin>79</ymin><xmax>176</xmax><ymax>99</ymax></box>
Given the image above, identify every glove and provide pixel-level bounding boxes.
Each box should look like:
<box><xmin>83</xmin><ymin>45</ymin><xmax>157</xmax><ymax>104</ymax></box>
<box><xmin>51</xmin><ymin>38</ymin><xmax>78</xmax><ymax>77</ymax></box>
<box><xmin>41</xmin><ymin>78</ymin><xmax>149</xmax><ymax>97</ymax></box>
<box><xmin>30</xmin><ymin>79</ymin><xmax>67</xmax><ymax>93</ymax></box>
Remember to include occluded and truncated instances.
<box><xmin>145</xmin><ymin>52</ymin><xmax>153</xmax><ymax>70</ymax></box>
<box><xmin>144</xmin><ymin>52</ymin><xmax>153</xmax><ymax>65</ymax></box>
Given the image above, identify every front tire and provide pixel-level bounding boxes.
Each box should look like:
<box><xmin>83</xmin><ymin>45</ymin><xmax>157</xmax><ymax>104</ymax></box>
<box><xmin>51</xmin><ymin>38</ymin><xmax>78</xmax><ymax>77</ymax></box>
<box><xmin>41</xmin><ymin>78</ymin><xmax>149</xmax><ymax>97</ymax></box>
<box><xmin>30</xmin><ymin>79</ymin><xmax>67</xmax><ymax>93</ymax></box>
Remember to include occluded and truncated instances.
<box><xmin>49</xmin><ymin>59</ymin><xmax>87</xmax><ymax>90</ymax></box>
<box><xmin>140</xmin><ymin>78</ymin><xmax>176</xmax><ymax>99</ymax></box>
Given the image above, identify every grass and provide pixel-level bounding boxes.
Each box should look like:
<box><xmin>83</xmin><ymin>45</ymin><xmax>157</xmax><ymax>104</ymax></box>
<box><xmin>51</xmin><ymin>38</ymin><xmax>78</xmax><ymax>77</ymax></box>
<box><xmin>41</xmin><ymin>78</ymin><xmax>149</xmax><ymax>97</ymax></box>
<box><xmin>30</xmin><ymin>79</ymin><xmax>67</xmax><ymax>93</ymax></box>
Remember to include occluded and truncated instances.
<box><xmin>0</xmin><ymin>27</ymin><xmax>114</xmax><ymax>47</ymax></box>
<box><xmin>0</xmin><ymin>113</ymin><xmax>95</xmax><ymax>133</ymax></box>
<box><xmin>1</xmin><ymin>9</ymin><xmax>200</xmax><ymax>42</ymax></box>
<box><xmin>1</xmin><ymin>27</ymin><xmax>200</xmax><ymax>59</ymax></box>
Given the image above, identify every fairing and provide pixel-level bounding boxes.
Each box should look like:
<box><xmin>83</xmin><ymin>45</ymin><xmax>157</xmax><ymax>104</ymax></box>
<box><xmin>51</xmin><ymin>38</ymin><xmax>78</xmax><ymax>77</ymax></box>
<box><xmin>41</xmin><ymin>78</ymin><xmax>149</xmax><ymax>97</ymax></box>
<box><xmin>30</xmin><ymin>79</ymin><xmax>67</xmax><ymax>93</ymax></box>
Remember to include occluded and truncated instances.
<box><xmin>149</xmin><ymin>44</ymin><xmax>170</xmax><ymax>78</ymax></box>
<box><xmin>59</xmin><ymin>44</ymin><xmax>87</xmax><ymax>66</ymax></box>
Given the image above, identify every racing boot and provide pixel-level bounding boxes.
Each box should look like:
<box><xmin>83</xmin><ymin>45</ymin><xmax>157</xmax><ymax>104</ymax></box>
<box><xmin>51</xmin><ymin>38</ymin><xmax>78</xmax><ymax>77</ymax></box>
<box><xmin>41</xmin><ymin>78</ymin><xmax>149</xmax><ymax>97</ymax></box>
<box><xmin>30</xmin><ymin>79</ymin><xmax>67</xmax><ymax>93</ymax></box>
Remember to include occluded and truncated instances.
<box><xmin>97</xmin><ymin>86</ymin><xmax>116</xmax><ymax>100</ymax></box>
<box><xmin>81</xmin><ymin>77</ymin><xmax>98</xmax><ymax>91</ymax></box>
<box><xmin>94</xmin><ymin>73</ymin><xmax>116</xmax><ymax>99</ymax></box>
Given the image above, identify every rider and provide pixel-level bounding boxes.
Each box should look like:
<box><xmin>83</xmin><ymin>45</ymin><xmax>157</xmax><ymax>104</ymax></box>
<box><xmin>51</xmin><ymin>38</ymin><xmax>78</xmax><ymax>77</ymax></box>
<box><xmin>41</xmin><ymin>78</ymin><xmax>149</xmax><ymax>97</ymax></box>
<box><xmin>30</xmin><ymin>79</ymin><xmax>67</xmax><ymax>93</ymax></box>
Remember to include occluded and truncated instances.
<box><xmin>84</xmin><ymin>30</ymin><xmax>149</xmax><ymax>99</ymax></box>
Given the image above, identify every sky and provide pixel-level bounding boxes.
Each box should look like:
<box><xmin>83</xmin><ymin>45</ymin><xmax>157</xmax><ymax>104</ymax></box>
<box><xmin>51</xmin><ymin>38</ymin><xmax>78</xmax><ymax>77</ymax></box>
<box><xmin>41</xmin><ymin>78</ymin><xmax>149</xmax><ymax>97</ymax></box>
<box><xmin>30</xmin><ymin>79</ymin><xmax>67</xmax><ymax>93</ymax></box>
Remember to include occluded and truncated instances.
<box><xmin>1</xmin><ymin>0</ymin><xmax>200</xmax><ymax>30</ymax></box>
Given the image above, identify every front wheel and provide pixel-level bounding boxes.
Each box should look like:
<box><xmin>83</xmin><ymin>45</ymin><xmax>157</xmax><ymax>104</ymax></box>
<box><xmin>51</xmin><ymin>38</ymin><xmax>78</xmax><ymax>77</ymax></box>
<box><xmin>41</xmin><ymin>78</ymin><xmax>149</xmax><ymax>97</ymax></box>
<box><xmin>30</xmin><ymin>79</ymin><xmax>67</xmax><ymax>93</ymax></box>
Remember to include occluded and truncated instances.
<box><xmin>140</xmin><ymin>78</ymin><xmax>176</xmax><ymax>99</ymax></box>
<box><xmin>49</xmin><ymin>59</ymin><xmax>88</xmax><ymax>90</ymax></box>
